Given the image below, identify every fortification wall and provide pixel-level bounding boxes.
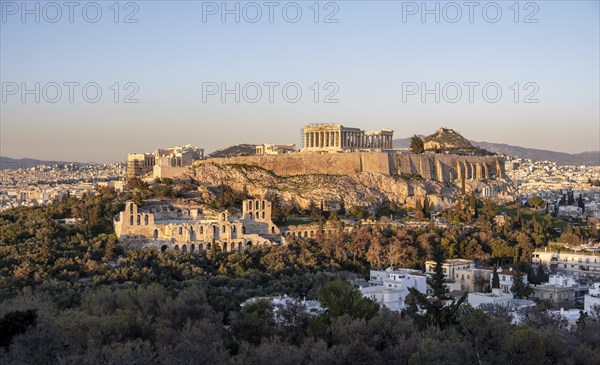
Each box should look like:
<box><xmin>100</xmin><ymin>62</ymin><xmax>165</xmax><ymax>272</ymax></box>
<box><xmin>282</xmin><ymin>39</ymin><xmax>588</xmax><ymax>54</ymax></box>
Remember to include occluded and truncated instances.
<box><xmin>198</xmin><ymin>152</ymin><xmax>393</xmax><ymax>176</ymax></box>
<box><xmin>395</xmin><ymin>154</ymin><xmax>505</xmax><ymax>183</ymax></box>
<box><xmin>194</xmin><ymin>152</ymin><xmax>505</xmax><ymax>183</ymax></box>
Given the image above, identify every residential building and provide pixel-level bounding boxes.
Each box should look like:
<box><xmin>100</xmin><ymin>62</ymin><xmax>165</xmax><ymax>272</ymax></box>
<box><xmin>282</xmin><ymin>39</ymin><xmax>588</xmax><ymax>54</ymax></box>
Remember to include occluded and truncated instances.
<box><xmin>360</xmin><ymin>269</ymin><xmax>427</xmax><ymax>312</ymax></box>
<box><xmin>533</xmin><ymin>250</ymin><xmax>600</xmax><ymax>277</ymax></box>
<box><xmin>491</xmin><ymin>267</ymin><xmax>529</xmax><ymax>294</ymax></box>
<box><xmin>584</xmin><ymin>282</ymin><xmax>600</xmax><ymax>315</ymax></box>
<box><xmin>425</xmin><ymin>259</ymin><xmax>474</xmax><ymax>281</ymax></box>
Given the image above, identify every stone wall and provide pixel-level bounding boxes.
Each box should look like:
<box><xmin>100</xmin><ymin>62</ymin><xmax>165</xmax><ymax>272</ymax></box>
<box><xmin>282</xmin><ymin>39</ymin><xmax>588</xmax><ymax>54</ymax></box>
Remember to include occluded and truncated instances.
<box><xmin>196</xmin><ymin>152</ymin><xmax>504</xmax><ymax>184</ymax></box>
<box><xmin>197</xmin><ymin>152</ymin><xmax>394</xmax><ymax>176</ymax></box>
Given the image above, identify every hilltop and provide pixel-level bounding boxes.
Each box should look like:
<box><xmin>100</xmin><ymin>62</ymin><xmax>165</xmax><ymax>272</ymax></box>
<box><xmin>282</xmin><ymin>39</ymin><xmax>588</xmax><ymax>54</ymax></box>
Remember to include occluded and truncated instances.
<box><xmin>207</xmin><ymin>144</ymin><xmax>257</xmax><ymax>158</ymax></box>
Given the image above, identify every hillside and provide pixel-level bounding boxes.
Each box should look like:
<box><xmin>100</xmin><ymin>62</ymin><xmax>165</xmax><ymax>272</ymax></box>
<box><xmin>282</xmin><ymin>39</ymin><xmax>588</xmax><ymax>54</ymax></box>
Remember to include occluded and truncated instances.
<box><xmin>189</xmin><ymin>162</ymin><xmax>516</xmax><ymax>212</ymax></box>
<box><xmin>0</xmin><ymin>156</ymin><xmax>86</xmax><ymax>170</ymax></box>
<box><xmin>206</xmin><ymin>144</ymin><xmax>257</xmax><ymax>158</ymax></box>
<box><xmin>392</xmin><ymin>137</ymin><xmax>600</xmax><ymax>166</ymax></box>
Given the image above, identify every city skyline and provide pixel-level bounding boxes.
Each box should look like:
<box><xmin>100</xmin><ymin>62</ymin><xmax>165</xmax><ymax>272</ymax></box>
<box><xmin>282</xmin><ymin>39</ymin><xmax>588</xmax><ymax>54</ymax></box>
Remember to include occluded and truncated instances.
<box><xmin>1</xmin><ymin>1</ymin><xmax>599</xmax><ymax>163</ymax></box>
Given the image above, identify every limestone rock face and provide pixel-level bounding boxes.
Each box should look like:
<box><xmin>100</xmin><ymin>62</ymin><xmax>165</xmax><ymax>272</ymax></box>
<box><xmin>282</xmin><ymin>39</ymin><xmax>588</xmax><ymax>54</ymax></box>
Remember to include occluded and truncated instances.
<box><xmin>187</xmin><ymin>162</ymin><xmax>516</xmax><ymax>212</ymax></box>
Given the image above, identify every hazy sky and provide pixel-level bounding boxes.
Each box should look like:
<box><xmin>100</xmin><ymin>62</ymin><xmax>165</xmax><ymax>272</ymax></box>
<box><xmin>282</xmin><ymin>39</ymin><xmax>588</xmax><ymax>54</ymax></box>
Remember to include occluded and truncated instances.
<box><xmin>1</xmin><ymin>0</ymin><xmax>599</xmax><ymax>163</ymax></box>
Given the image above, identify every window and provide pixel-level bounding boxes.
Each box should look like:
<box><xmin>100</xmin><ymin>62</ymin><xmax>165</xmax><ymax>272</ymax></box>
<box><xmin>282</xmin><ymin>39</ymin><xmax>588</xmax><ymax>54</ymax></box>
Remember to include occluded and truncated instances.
<box><xmin>179</xmin><ymin>227</ymin><xmax>183</xmax><ymax>235</ymax></box>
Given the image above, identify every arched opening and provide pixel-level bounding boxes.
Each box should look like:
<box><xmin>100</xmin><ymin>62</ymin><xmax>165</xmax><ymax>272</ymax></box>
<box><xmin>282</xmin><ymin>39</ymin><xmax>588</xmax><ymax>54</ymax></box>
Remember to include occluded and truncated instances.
<box><xmin>179</xmin><ymin>227</ymin><xmax>183</xmax><ymax>235</ymax></box>
<box><xmin>303</xmin><ymin>231</ymin><xmax>308</xmax><ymax>238</ymax></box>
<box><xmin>160</xmin><ymin>245</ymin><xmax>168</xmax><ymax>253</ymax></box>
<box><xmin>271</xmin><ymin>226</ymin><xmax>275</xmax><ymax>234</ymax></box>
<box><xmin>249</xmin><ymin>212</ymin><xmax>253</xmax><ymax>219</ymax></box>
<box><xmin>190</xmin><ymin>227</ymin><xmax>195</xmax><ymax>241</ymax></box>
<box><xmin>262</xmin><ymin>201</ymin><xmax>265</xmax><ymax>209</ymax></box>
<box><xmin>144</xmin><ymin>215</ymin><xmax>149</xmax><ymax>225</ymax></box>
<box><xmin>238</xmin><ymin>242</ymin><xmax>242</xmax><ymax>251</ymax></box>
<box><xmin>246</xmin><ymin>241</ymin><xmax>253</xmax><ymax>247</ymax></box>
<box><xmin>213</xmin><ymin>226</ymin><xmax>218</xmax><ymax>237</ymax></box>
<box><xmin>129</xmin><ymin>215</ymin><xmax>133</xmax><ymax>225</ymax></box>
<box><xmin>198</xmin><ymin>243</ymin><xmax>204</xmax><ymax>251</ymax></box>
<box><xmin>182</xmin><ymin>244</ymin><xmax>187</xmax><ymax>253</ymax></box>
<box><xmin>199</xmin><ymin>226</ymin><xmax>203</xmax><ymax>234</ymax></box>
<box><xmin>190</xmin><ymin>244</ymin><xmax>195</xmax><ymax>252</ymax></box>
<box><xmin>255</xmin><ymin>201</ymin><xmax>259</xmax><ymax>210</ymax></box>
<box><xmin>174</xmin><ymin>245</ymin><xmax>180</xmax><ymax>251</ymax></box>
<box><xmin>129</xmin><ymin>203</ymin><xmax>133</xmax><ymax>211</ymax></box>
<box><xmin>242</xmin><ymin>226</ymin><xmax>246</xmax><ymax>234</ymax></box>
<box><xmin>221</xmin><ymin>213</ymin><xmax>226</xmax><ymax>220</ymax></box>
<box><xmin>262</xmin><ymin>211</ymin><xmax>265</xmax><ymax>219</ymax></box>
<box><xmin>222</xmin><ymin>225</ymin><xmax>226</xmax><ymax>233</ymax></box>
<box><xmin>310</xmin><ymin>231</ymin><xmax>314</xmax><ymax>237</ymax></box>
<box><xmin>206</xmin><ymin>243</ymin><xmax>212</xmax><ymax>250</ymax></box>
<box><xmin>153</xmin><ymin>229</ymin><xmax>158</xmax><ymax>239</ymax></box>
<box><xmin>222</xmin><ymin>242</ymin><xmax>228</xmax><ymax>251</ymax></box>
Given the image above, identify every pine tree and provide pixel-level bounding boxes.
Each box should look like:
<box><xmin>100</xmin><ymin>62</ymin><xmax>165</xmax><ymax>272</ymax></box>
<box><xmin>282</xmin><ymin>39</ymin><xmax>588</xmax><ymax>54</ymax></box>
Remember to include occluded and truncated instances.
<box><xmin>511</xmin><ymin>270</ymin><xmax>533</xmax><ymax>299</ymax></box>
<box><xmin>431</xmin><ymin>245</ymin><xmax>447</xmax><ymax>299</ymax></box>
<box><xmin>492</xmin><ymin>266</ymin><xmax>500</xmax><ymax>289</ymax></box>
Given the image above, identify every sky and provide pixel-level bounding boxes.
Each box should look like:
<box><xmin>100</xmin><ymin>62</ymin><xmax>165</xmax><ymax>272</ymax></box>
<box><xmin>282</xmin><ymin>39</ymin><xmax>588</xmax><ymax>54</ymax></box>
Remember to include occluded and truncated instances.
<box><xmin>1</xmin><ymin>0</ymin><xmax>599</xmax><ymax>163</ymax></box>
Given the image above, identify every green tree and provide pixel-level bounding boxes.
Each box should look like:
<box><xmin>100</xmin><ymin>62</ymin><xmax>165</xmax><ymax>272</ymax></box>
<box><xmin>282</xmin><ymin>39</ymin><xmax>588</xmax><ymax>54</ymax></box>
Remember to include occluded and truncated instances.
<box><xmin>492</xmin><ymin>266</ymin><xmax>500</xmax><ymax>289</ymax></box>
<box><xmin>528</xmin><ymin>196</ymin><xmax>545</xmax><ymax>209</ymax></box>
<box><xmin>410</xmin><ymin>135</ymin><xmax>425</xmax><ymax>154</ymax></box>
<box><xmin>511</xmin><ymin>270</ymin><xmax>533</xmax><ymax>299</ymax></box>
<box><xmin>317</xmin><ymin>280</ymin><xmax>379</xmax><ymax>320</ymax></box>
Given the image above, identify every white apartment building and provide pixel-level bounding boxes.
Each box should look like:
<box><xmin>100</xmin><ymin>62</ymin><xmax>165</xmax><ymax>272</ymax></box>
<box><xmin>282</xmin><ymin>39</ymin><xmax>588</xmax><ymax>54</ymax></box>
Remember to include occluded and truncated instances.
<box><xmin>533</xmin><ymin>250</ymin><xmax>600</xmax><ymax>277</ymax></box>
<box><xmin>361</xmin><ymin>269</ymin><xmax>427</xmax><ymax>312</ymax></box>
<box><xmin>584</xmin><ymin>282</ymin><xmax>600</xmax><ymax>315</ymax></box>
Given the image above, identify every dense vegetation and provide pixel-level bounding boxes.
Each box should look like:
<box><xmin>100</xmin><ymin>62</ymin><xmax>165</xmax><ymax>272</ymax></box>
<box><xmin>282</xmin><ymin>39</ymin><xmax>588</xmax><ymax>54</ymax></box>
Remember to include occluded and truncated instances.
<box><xmin>1</xmin><ymin>187</ymin><xmax>600</xmax><ymax>364</ymax></box>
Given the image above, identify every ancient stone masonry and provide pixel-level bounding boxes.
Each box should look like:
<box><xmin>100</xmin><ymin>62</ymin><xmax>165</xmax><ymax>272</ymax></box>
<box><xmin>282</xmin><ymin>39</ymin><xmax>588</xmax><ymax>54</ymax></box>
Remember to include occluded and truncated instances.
<box><xmin>301</xmin><ymin>123</ymin><xmax>393</xmax><ymax>152</ymax></box>
<box><xmin>127</xmin><ymin>145</ymin><xmax>204</xmax><ymax>179</ymax></box>
<box><xmin>197</xmin><ymin>151</ymin><xmax>505</xmax><ymax>184</ymax></box>
<box><xmin>395</xmin><ymin>154</ymin><xmax>505</xmax><ymax>183</ymax></box>
<box><xmin>114</xmin><ymin>199</ymin><xmax>282</xmax><ymax>252</ymax></box>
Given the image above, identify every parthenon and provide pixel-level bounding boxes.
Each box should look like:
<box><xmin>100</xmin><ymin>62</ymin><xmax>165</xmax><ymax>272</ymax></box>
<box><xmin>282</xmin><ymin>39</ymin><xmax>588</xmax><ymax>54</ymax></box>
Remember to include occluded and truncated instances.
<box><xmin>301</xmin><ymin>123</ymin><xmax>393</xmax><ymax>152</ymax></box>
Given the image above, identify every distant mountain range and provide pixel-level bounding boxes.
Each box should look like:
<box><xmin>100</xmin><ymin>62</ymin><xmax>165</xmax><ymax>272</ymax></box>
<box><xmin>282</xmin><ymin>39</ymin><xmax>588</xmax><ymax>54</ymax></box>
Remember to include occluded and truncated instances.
<box><xmin>392</xmin><ymin>138</ymin><xmax>599</xmax><ymax>165</ymax></box>
<box><xmin>0</xmin><ymin>156</ymin><xmax>87</xmax><ymax>170</ymax></box>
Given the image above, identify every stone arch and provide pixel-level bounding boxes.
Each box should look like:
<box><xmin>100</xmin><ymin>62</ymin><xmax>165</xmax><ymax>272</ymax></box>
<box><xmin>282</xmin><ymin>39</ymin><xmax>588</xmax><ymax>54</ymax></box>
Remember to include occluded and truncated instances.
<box><xmin>213</xmin><ymin>225</ymin><xmax>218</xmax><ymax>236</ymax></box>
<box><xmin>221</xmin><ymin>212</ymin><xmax>226</xmax><ymax>220</ymax></box>
<box><xmin>304</xmin><ymin>231</ymin><xmax>308</xmax><ymax>238</ymax></box>
<box><xmin>200</xmin><ymin>226</ymin><xmax>204</xmax><ymax>234</ymax></box>
<box><xmin>246</xmin><ymin>241</ymin><xmax>253</xmax><ymax>247</ymax></box>
<box><xmin>262</xmin><ymin>211</ymin><xmax>265</xmax><ymax>219</ymax></box>
<box><xmin>255</xmin><ymin>200</ymin><xmax>260</xmax><ymax>210</ymax></box>
<box><xmin>190</xmin><ymin>227</ymin><xmax>196</xmax><ymax>241</ymax></box>
<box><xmin>223</xmin><ymin>242</ymin><xmax>228</xmax><ymax>252</ymax></box>
<box><xmin>137</xmin><ymin>215</ymin><xmax>141</xmax><ymax>225</ymax></box>
<box><xmin>179</xmin><ymin>226</ymin><xmax>183</xmax><ymax>235</ymax></box>
<box><xmin>242</xmin><ymin>226</ymin><xmax>246</xmax><ymax>234</ymax></box>
<box><xmin>129</xmin><ymin>203</ymin><xmax>134</xmax><ymax>211</ymax></box>
<box><xmin>190</xmin><ymin>244</ymin><xmax>195</xmax><ymax>252</ymax></box>
<box><xmin>238</xmin><ymin>242</ymin><xmax>243</xmax><ymax>251</ymax></box>
<box><xmin>174</xmin><ymin>244</ymin><xmax>180</xmax><ymax>251</ymax></box>
<box><xmin>144</xmin><ymin>215</ymin><xmax>149</xmax><ymax>225</ymax></box>
<box><xmin>153</xmin><ymin>229</ymin><xmax>158</xmax><ymax>239</ymax></box>
<box><xmin>129</xmin><ymin>215</ymin><xmax>133</xmax><ymax>225</ymax></box>
<box><xmin>206</xmin><ymin>242</ymin><xmax>212</xmax><ymax>250</ymax></box>
<box><xmin>271</xmin><ymin>226</ymin><xmax>275</xmax><ymax>234</ymax></box>
<box><xmin>198</xmin><ymin>243</ymin><xmax>204</xmax><ymax>251</ymax></box>
<box><xmin>249</xmin><ymin>212</ymin><xmax>253</xmax><ymax>219</ymax></box>
<box><xmin>222</xmin><ymin>225</ymin><xmax>226</xmax><ymax>233</ymax></box>
<box><xmin>182</xmin><ymin>244</ymin><xmax>187</xmax><ymax>253</ymax></box>
<box><xmin>310</xmin><ymin>230</ymin><xmax>314</xmax><ymax>237</ymax></box>
<box><xmin>160</xmin><ymin>245</ymin><xmax>168</xmax><ymax>253</ymax></box>
<box><xmin>262</xmin><ymin>200</ymin><xmax>265</xmax><ymax>210</ymax></box>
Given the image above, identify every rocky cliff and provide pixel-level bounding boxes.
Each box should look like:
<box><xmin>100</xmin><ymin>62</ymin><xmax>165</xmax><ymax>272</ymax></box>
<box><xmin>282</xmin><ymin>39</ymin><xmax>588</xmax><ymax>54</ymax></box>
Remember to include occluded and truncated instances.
<box><xmin>187</xmin><ymin>162</ymin><xmax>516</xmax><ymax>212</ymax></box>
